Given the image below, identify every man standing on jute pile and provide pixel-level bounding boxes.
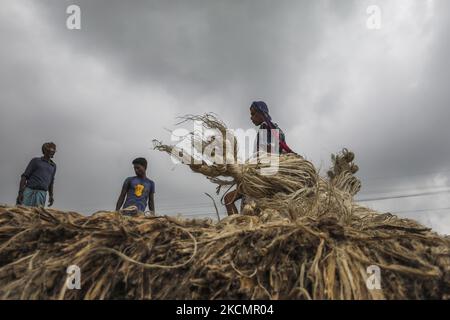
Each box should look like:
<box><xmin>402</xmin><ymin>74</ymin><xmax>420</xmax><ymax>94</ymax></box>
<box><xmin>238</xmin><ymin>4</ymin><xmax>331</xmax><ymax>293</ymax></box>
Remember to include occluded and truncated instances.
<box><xmin>16</xmin><ymin>142</ymin><xmax>57</xmax><ymax>208</ymax></box>
<box><xmin>115</xmin><ymin>157</ymin><xmax>156</xmax><ymax>216</ymax></box>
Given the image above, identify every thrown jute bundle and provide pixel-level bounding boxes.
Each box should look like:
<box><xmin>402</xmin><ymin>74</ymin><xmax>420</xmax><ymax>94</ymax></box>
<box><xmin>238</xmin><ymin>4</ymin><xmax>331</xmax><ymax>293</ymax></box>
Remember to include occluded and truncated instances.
<box><xmin>154</xmin><ymin>114</ymin><xmax>319</xmax><ymax>211</ymax></box>
<box><xmin>153</xmin><ymin>114</ymin><xmax>361</xmax><ymax>217</ymax></box>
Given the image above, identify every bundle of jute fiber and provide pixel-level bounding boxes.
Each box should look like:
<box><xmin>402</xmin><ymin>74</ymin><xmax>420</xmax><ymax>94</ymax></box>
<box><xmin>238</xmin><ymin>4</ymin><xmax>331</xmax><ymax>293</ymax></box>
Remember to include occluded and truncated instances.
<box><xmin>154</xmin><ymin>114</ymin><xmax>362</xmax><ymax>219</ymax></box>
<box><xmin>153</xmin><ymin>114</ymin><xmax>319</xmax><ymax>213</ymax></box>
<box><xmin>0</xmin><ymin>205</ymin><xmax>449</xmax><ymax>299</ymax></box>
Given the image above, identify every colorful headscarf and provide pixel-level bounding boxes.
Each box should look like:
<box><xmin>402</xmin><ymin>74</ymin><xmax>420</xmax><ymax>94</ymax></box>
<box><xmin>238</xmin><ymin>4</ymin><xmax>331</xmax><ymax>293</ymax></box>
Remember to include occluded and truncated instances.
<box><xmin>251</xmin><ymin>101</ymin><xmax>272</xmax><ymax>121</ymax></box>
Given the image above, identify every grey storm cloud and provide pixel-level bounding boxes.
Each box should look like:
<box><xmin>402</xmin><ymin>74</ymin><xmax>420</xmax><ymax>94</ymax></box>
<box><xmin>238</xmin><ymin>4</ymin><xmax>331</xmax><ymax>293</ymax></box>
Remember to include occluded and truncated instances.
<box><xmin>39</xmin><ymin>0</ymin><xmax>323</xmax><ymax>96</ymax></box>
<box><xmin>1</xmin><ymin>0</ymin><xmax>450</xmax><ymax>233</ymax></box>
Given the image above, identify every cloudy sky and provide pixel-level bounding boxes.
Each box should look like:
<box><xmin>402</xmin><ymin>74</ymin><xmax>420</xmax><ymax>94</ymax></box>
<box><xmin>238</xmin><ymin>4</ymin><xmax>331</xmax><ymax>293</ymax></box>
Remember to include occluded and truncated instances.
<box><xmin>1</xmin><ymin>0</ymin><xmax>449</xmax><ymax>234</ymax></box>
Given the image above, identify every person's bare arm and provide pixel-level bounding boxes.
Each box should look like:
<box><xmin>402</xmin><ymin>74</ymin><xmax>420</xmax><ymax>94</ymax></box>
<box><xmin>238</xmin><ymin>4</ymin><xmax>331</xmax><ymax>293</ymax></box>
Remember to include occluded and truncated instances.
<box><xmin>16</xmin><ymin>176</ymin><xmax>27</xmax><ymax>205</ymax></box>
<box><xmin>48</xmin><ymin>167</ymin><xmax>56</xmax><ymax>207</ymax></box>
<box><xmin>267</xmin><ymin>128</ymin><xmax>273</xmax><ymax>154</ymax></box>
<box><xmin>115</xmin><ymin>181</ymin><xmax>129</xmax><ymax>211</ymax></box>
<box><xmin>224</xmin><ymin>189</ymin><xmax>242</xmax><ymax>215</ymax></box>
<box><xmin>148</xmin><ymin>192</ymin><xmax>155</xmax><ymax>212</ymax></box>
<box><xmin>48</xmin><ymin>181</ymin><xmax>54</xmax><ymax>207</ymax></box>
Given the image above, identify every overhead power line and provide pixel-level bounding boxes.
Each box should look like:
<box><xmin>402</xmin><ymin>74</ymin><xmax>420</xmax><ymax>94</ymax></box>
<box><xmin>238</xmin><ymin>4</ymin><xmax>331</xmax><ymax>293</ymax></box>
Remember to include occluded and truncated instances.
<box><xmin>363</xmin><ymin>168</ymin><xmax>450</xmax><ymax>182</ymax></box>
<box><xmin>360</xmin><ymin>184</ymin><xmax>450</xmax><ymax>196</ymax></box>
<box><xmin>158</xmin><ymin>188</ymin><xmax>450</xmax><ymax>211</ymax></box>
<box><xmin>356</xmin><ymin>188</ymin><xmax>450</xmax><ymax>203</ymax></box>
<box><xmin>392</xmin><ymin>207</ymin><xmax>450</xmax><ymax>214</ymax></box>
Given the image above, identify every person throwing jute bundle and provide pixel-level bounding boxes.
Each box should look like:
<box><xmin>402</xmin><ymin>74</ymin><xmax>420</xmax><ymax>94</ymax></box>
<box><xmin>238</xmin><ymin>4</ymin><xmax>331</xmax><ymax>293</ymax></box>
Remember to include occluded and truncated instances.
<box><xmin>224</xmin><ymin>101</ymin><xmax>295</xmax><ymax>215</ymax></box>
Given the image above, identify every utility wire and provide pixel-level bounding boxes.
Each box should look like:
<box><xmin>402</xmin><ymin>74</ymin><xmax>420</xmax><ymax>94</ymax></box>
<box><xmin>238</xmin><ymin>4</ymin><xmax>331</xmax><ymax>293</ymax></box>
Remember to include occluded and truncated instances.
<box><xmin>361</xmin><ymin>183</ymin><xmax>450</xmax><ymax>195</ymax></box>
<box><xmin>359</xmin><ymin>186</ymin><xmax>450</xmax><ymax>199</ymax></box>
<box><xmin>158</xmin><ymin>187</ymin><xmax>450</xmax><ymax>210</ymax></box>
<box><xmin>363</xmin><ymin>168</ymin><xmax>450</xmax><ymax>182</ymax></box>
<box><xmin>356</xmin><ymin>188</ymin><xmax>450</xmax><ymax>202</ymax></box>
<box><xmin>392</xmin><ymin>207</ymin><xmax>450</xmax><ymax>214</ymax></box>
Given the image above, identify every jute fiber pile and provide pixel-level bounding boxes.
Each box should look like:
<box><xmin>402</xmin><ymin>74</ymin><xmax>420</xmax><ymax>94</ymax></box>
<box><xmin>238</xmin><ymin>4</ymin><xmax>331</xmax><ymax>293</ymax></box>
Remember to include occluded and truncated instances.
<box><xmin>0</xmin><ymin>205</ymin><xmax>449</xmax><ymax>300</ymax></box>
<box><xmin>0</xmin><ymin>114</ymin><xmax>449</xmax><ymax>299</ymax></box>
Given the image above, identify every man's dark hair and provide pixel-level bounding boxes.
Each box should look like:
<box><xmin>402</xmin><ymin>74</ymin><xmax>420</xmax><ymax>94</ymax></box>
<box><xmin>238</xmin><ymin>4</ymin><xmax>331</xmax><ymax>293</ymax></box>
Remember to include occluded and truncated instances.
<box><xmin>42</xmin><ymin>142</ymin><xmax>56</xmax><ymax>154</ymax></box>
<box><xmin>132</xmin><ymin>157</ymin><xmax>148</xmax><ymax>169</ymax></box>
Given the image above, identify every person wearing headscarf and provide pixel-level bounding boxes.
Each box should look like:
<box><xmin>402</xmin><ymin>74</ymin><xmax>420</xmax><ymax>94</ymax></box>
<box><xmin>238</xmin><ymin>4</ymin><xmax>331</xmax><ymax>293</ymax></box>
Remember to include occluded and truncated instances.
<box><xmin>224</xmin><ymin>101</ymin><xmax>294</xmax><ymax>215</ymax></box>
<box><xmin>250</xmin><ymin>101</ymin><xmax>294</xmax><ymax>155</ymax></box>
